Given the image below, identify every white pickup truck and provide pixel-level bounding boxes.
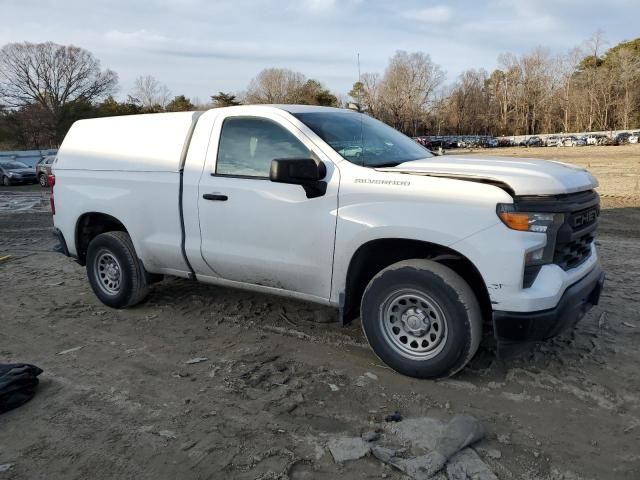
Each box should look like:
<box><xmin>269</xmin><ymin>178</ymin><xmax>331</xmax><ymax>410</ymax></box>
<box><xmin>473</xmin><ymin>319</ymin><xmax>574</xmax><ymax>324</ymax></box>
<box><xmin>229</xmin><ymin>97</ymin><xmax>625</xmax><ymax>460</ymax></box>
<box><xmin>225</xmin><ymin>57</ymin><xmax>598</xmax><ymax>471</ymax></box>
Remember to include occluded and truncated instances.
<box><xmin>51</xmin><ymin>105</ymin><xmax>604</xmax><ymax>378</ymax></box>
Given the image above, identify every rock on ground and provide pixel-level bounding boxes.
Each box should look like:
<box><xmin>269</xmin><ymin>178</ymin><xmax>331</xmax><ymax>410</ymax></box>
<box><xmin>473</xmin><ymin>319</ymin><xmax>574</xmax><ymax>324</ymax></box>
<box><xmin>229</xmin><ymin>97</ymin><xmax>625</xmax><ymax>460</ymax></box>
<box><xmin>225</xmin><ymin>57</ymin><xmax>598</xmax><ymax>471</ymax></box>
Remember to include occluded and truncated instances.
<box><xmin>327</xmin><ymin>436</ymin><xmax>371</xmax><ymax>463</ymax></box>
<box><xmin>446</xmin><ymin>448</ymin><xmax>498</xmax><ymax>480</ymax></box>
<box><xmin>371</xmin><ymin>415</ymin><xmax>489</xmax><ymax>480</ymax></box>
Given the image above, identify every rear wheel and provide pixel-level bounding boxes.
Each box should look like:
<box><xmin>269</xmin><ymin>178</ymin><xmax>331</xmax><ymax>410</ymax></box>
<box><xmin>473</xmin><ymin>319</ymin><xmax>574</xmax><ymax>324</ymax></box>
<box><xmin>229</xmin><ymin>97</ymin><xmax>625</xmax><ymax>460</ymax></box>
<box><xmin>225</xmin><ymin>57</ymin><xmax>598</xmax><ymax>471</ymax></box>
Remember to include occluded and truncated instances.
<box><xmin>38</xmin><ymin>174</ymin><xmax>48</xmax><ymax>187</ymax></box>
<box><xmin>86</xmin><ymin>231</ymin><xmax>149</xmax><ymax>308</ymax></box>
<box><xmin>361</xmin><ymin>259</ymin><xmax>482</xmax><ymax>379</ymax></box>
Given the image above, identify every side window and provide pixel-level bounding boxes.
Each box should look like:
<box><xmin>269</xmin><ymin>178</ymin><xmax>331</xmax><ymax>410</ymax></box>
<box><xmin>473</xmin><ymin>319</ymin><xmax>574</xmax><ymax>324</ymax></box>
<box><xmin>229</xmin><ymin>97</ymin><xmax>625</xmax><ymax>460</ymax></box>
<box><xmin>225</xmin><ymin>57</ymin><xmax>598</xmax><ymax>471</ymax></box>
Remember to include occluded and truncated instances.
<box><xmin>216</xmin><ymin>117</ymin><xmax>310</xmax><ymax>177</ymax></box>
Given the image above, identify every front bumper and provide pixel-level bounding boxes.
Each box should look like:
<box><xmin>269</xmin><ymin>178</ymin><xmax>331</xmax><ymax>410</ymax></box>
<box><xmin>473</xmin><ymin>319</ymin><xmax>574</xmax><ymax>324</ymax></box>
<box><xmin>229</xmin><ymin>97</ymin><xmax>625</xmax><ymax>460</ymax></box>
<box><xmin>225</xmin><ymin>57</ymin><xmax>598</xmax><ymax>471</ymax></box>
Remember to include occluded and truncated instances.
<box><xmin>492</xmin><ymin>264</ymin><xmax>605</xmax><ymax>342</ymax></box>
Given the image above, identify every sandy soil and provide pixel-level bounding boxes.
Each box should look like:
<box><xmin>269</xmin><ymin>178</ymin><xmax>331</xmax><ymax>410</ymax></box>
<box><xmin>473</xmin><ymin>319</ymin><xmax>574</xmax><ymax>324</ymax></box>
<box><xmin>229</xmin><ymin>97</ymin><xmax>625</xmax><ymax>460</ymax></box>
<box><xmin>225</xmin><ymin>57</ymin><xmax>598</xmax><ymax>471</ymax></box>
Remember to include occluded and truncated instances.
<box><xmin>0</xmin><ymin>147</ymin><xmax>639</xmax><ymax>479</ymax></box>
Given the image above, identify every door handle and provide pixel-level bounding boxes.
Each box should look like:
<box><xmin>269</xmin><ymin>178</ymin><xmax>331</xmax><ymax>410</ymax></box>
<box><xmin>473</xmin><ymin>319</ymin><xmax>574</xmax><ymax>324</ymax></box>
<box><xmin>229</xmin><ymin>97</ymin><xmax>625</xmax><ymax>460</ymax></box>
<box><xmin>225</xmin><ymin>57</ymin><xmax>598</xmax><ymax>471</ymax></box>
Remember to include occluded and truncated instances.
<box><xmin>203</xmin><ymin>193</ymin><xmax>228</xmax><ymax>201</ymax></box>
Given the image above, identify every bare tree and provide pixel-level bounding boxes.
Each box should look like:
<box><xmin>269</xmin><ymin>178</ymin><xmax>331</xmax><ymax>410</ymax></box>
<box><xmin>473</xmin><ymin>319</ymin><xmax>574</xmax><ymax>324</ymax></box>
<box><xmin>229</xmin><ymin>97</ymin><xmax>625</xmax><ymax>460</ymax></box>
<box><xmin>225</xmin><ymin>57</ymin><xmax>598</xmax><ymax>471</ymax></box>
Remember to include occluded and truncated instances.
<box><xmin>354</xmin><ymin>72</ymin><xmax>382</xmax><ymax>117</ymax></box>
<box><xmin>556</xmin><ymin>47</ymin><xmax>583</xmax><ymax>132</ymax></box>
<box><xmin>0</xmin><ymin>41</ymin><xmax>117</xmax><ymax>144</ymax></box>
<box><xmin>446</xmin><ymin>69</ymin><xmax>490</xmax><ymax>135</ymax></box>
<box><xmin>520</xmin><ymin>48</ymin><xmax>554</xmax><ymax>134</ymax></box>
<box><xmin>582</xmin><ymin>31</ymin><xmax>608</xmax><ymax>130</ymax></box>
<box><xmin>610</xmin><ymin>48</ymin><xmax>640</xmax><ymax>129</ymax></box>
<box><xmin>348</xmin><ymin>51</ymin><xmax>445</xmax><ymax>134</ymax></box>
<box><xmin>0</xmin><ymin>42</ymin><xmax>118</xmax><ymax>111</ymax></box>
<box><xmin>130</xmin><ymin>75</ymin><xmax>171</xmax><ymax>109</ymax></box>
<box><xmin>378</xmin><ymin>51</ymin><xmax>445</xmax><ymax>133</ymax></box>
<box><xmin>245</xmin><ymin>68</ymin><xmax>306</xmax><ymax>104</ymax></box>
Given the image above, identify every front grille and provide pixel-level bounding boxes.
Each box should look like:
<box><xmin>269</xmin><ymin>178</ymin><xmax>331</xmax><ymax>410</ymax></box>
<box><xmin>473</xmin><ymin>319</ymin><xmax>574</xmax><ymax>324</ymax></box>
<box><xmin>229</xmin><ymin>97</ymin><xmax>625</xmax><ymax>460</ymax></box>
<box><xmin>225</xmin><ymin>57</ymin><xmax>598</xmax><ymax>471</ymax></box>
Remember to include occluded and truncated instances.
<box><xmin>554</xmin><ymin>232</ymin><xmax>594</xmax><ymax>270</ymax></box>
<box><xmin>515</xmin><ymin>190</ymin><xmax>599</xmax><ymax>279</ymax></box>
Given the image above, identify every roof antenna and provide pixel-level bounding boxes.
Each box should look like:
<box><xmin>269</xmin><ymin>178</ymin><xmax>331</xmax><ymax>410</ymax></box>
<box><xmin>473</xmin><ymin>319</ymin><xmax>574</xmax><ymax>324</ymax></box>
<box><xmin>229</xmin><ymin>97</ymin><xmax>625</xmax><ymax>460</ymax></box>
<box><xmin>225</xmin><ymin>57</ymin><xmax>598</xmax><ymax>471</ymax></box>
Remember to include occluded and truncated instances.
<box><xmin>348</xmin><ymin>53</ymin><xmax>362</xmax><ymax>112</ymax></box>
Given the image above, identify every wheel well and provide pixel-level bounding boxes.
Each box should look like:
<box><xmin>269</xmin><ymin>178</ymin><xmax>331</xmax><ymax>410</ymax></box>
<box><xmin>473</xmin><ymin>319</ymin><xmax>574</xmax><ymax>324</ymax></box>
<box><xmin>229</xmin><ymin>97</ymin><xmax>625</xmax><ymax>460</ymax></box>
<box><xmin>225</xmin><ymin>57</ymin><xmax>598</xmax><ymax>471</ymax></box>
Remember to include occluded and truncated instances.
<box><xmin>342</xmin><ymin>238</ymin><xmax>492</xmax><ymax>327</ymax></box>
<box><xmin>75</xmin><ymin>212</ymin><xmax>127</xmax><ymax>266</ymax></box>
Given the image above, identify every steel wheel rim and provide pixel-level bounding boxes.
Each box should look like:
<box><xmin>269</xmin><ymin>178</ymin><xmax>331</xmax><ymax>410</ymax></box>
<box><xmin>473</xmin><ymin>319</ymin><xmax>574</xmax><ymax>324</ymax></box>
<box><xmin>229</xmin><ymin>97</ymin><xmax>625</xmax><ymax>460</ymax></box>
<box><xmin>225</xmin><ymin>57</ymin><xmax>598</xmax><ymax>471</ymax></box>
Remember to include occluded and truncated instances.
<box><xmin>95</xmin><ymin>250</ymin><xmax>122</xmax><ymax>295</ymax></box>
<box><xmin>39</xmin><ymin>175</ymin><xmax>46</xmax><ymax>186</ymax></box>
<box><xmin>379</xmin><ymin>289</ymin><xmax>448</xmax><ymax>360</ymax></box>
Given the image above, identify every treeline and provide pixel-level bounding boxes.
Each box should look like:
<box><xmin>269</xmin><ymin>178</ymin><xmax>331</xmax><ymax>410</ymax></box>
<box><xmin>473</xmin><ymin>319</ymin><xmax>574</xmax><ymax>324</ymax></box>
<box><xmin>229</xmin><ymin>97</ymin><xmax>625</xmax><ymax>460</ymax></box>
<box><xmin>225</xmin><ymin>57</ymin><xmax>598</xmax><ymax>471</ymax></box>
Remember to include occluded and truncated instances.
<box><xmin>354</xmin><ymin>33</ymin><xmax>640</xmax><ymax>137</ymax></box>
<box><xmin>0</xmin><ymin>42</ymin><xmax>338</xmax><ymax>148</ymax></box>
<box><xmin>1</xmin><ymin>34</ymin><xmax>639</xmax><ymax>149</ymax></box>
<box><xmin>431</xmin><ymin>35</ymin><xmax>640</xmax><ymax>136</ymax></box>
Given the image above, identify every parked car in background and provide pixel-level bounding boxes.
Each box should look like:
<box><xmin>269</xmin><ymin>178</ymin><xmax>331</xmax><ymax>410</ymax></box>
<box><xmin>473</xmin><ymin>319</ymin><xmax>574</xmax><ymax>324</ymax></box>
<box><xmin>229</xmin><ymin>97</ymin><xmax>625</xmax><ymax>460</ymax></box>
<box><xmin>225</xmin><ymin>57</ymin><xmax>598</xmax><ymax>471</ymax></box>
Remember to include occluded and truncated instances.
<box><xmin>0</xmin><ymin>160</ymin><xmax>38</xmax><ymax>186</ymax></box>
<box><xmin>545</xmin><ymin>136</ymin><xmax>561</xmax><ymax>147</ymax></box>
<box><xmin>586</xmin><ymin>134</ymin><xmax>606</xmax><ymax>145</ymax></box>
<box><xmin>415</xmin><ymin>138</ymin><xmax>447</xmax><ymax>154</ymax></box>
<box><xmin>614</xmin><ymin>132</ymin><xmax>632</xmax><ymax>145</ymax></box>
<box><xmin>36</xmin><ymin>155</ymin><xmax>56</xmax><ymax>187</ymax></box>
<box><xmin>559</xmin><ymin>136</ymin><xmax>573</xmax><ymax>147</ymax></box>
<box><xmin>414</xmin><ymin>137</ymin><xmax>427</xmax><ymax>147</ymax></box>
<box><xmin>575</xmin><ymin>135</ymin><xmax>587</xmax><ymax>146</ymax></box>
<box><xmin>426</xmin><ymin>140</ymin><xmax>446</xmax><ymax>153</ymax></box>
<box><xmin>559</xmin><ymin>136</ymin><xmax>585</xmax><ymax>147</ymax></box>
<box><xmin>628</xmin><ymin>132</ymin><xmax>639</xmax><ymax>144</ymax></box>
<box><xmin>525</xmin><ymin>136</ymin><xmax>544</xmax><ymax>147</ymax></box>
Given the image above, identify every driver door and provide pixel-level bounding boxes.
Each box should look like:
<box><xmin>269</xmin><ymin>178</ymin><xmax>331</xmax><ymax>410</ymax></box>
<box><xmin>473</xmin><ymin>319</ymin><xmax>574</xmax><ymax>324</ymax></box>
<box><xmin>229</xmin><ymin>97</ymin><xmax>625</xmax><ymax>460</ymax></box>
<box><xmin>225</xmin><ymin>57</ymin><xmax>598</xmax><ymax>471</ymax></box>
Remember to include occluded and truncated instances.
<box><xmin>196</xmin><ymin>111</ymin><xmax>339</xmax><ymax>301</ymax></box>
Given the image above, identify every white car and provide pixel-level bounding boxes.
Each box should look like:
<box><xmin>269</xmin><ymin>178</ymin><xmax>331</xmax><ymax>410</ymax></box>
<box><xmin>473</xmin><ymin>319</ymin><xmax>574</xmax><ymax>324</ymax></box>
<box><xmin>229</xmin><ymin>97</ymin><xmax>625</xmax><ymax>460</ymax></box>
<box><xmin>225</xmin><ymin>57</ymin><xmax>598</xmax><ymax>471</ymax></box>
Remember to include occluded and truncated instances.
<box><xmin>50</xmin><ymin>105</ymin><xmax>605</xmax><ymax>378</ymax></box>
<box><xmin>586</xmin><ymin>135</ymin><xmax>599</xmax><ymax>146</ymax></box>
<box><xmin>629</xmin><ymin>132</ymin><xmax>639</xmax><ymax>144</ymax></box>
<box><xmin>545</xmin><ymin>136</ymin><xmax>561</xmax><ymax>147</ymax></box>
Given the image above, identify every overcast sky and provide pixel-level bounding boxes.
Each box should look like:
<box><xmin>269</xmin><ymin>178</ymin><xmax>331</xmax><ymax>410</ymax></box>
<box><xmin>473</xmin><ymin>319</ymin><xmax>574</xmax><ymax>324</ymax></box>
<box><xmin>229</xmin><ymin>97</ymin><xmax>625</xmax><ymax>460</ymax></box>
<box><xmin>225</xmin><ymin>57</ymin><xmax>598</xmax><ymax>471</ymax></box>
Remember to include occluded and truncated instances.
<box><xmin>2</xmin><ymin>0</ymin><xmax>637</xmax><ymax>102</ymax></box>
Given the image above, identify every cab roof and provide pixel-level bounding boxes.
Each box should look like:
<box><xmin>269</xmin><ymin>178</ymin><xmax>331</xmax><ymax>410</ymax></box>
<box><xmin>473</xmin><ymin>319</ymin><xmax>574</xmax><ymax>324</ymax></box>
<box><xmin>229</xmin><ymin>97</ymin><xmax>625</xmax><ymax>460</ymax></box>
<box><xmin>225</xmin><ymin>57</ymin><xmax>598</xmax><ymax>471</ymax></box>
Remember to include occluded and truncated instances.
<box><xmin>213</xmin><ymin>104</ymin><xmax>356</xmax><ymax>115</ymax></box>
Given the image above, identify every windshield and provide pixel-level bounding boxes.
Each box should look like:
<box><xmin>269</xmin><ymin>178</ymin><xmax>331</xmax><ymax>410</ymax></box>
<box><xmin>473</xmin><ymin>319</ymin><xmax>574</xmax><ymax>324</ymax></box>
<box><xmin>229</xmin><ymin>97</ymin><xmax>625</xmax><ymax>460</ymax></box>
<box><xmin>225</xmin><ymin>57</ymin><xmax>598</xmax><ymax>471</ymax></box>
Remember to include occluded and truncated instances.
<box><xmin>0</xmin><ymin>161</ymin><xmax>29</xmax><ymax>169</ymax></box>
<box><xmin>293</xmin><ymin>111</ymin><xmax>432</xmax><ymax>168</ymax></box>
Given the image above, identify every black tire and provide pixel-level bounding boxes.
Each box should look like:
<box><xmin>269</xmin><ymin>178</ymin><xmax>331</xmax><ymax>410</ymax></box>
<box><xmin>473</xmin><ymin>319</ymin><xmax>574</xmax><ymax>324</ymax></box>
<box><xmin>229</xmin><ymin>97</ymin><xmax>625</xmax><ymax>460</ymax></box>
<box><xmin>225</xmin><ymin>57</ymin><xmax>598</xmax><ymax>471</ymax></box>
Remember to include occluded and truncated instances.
<box><xmin>38</xmin><ymin>174</ymin><xmax>48</xmax><ymax>187</ymax></box>
<box><xmin>86</xmin><ymin>231</ymin><xmax>149</xmax><ymax>308</ymax></box>
<box><xmin>361</xmin><ymin>259</ymin><xmax>482</xmax><ymax>379</ymax></box>
<box><xmin>2</xmin><ymin>176</ymin><xmax>11</xmax><ymax>186</ymax></box>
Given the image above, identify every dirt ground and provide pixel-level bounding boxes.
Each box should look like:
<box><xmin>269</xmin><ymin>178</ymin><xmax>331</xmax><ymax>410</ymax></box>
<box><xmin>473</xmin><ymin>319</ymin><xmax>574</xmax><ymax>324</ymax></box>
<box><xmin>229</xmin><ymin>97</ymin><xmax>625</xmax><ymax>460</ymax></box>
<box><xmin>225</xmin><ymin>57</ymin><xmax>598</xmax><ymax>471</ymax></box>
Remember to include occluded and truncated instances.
<box><xmin>1</xmin><ymin>145</ymin><xmax>639</xmax><ymax>479</ymax></box>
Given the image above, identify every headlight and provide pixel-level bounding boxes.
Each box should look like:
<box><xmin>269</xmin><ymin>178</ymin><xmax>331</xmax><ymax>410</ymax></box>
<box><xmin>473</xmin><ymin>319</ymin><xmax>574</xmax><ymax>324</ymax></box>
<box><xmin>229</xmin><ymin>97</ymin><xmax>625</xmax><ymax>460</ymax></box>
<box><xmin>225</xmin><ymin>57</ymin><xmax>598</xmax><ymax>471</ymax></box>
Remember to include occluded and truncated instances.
<box><xmin>497</xmin><ymin>204</ymin><xmax>566</xmax><ymax>287</ymax></box>
<box><xmin>496</xmin><ymin>204</ymin><xmax>564</xmax><ymax>233</ymax></box>
<box><xmin>7</xmin><ymin>172</ymin><xmax>17</xmax><ymax>177</ymax></box>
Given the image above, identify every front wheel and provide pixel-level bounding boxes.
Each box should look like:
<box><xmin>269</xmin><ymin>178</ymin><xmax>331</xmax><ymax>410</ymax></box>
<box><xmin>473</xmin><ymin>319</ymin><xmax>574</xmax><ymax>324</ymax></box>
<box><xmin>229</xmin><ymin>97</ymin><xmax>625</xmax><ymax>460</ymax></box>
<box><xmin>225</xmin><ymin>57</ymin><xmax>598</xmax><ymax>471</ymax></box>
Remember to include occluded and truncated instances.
<box><xmin>2</xmin><ymin>176</ymin><xmax>11</xmax><ymax>186</ymax></box>
<box><xmin>86</xmin><ymin>231</ymin><xmax>150</xmax><ymax>308</ymax></box>
<box><xmin>361</xmin><ymin>259</ymin><xmax>482</xmax><ymax>379</ymax></box>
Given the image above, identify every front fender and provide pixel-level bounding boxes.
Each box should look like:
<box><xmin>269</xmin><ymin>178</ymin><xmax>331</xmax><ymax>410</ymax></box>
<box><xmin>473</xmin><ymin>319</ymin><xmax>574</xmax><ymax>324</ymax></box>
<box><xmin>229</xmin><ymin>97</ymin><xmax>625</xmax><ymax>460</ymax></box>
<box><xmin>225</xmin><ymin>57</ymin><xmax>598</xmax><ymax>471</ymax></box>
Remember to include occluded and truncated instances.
<box><xmin>330</xmin><ymin>166</ymin><xmax>513</xmax><ymax>303</ymax></box>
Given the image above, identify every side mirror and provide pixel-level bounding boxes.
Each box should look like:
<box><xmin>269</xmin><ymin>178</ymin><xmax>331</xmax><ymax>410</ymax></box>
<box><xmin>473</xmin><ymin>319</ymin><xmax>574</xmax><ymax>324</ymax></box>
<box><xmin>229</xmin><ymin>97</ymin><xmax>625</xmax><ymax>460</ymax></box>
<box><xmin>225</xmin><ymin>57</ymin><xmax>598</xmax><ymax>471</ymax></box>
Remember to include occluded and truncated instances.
<box><xmin>269</xmin><ymin>158</ymin><xmax>327</xmax><ymax>198</ymax></box>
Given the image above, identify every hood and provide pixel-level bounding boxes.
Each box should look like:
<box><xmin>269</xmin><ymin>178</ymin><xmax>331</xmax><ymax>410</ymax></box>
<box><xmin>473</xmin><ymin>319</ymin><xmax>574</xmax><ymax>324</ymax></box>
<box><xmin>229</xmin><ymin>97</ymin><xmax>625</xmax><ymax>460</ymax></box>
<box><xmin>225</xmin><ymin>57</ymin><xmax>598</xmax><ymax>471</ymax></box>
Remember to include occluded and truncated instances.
<box><xmin>376</xmin><ymin>155</ymin><xmax>598</xmax><ymax>196</ymax></box>
<box><xmin>7</xmin><ymin>168</ymin><xmax>35</xmax><ymax>174</ymax></box>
